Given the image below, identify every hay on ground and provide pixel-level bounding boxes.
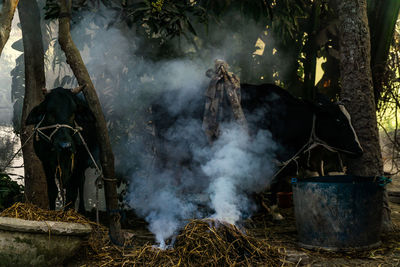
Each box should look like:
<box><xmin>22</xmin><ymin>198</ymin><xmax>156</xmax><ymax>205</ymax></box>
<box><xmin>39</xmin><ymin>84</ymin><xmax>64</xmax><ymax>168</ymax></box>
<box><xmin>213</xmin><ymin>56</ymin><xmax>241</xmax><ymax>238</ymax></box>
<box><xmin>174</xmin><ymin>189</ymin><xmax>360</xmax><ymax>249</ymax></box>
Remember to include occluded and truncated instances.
<box><xmin>0</xmin><ymin>204</ymin><xmax>282</xmax><ymax>266</ymax></box>
<box><xmin>87</xmin><ymin>219</ymin><xmax>282</xmax><ymax>266</ymax></box>
<box><xmin>0</xmin><ymin>202</ymin><xmax>91</xmax><ymax>223</ymax></box>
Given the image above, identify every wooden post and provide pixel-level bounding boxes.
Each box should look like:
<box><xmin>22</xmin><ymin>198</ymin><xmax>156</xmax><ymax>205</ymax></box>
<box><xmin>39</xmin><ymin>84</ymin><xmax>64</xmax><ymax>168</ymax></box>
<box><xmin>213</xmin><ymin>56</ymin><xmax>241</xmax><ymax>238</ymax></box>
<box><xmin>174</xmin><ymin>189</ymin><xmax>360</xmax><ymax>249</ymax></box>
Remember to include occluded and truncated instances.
<box><xmin>58</xmin><ymin>0</ymin><xmax>124</xmax><ymax>244</ymax></box>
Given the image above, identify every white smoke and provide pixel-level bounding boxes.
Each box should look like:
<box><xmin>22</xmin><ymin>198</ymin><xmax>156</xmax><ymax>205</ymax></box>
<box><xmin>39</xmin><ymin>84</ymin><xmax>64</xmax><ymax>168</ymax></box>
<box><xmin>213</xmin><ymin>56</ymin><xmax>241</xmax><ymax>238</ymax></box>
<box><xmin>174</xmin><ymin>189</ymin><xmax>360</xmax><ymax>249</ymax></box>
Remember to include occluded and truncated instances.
<box><xmin>59</xmin><ymin>7</ymin><xmax>279</xmax><ymax>247</ymax></box>
<box><xmin>202</xmin><ymin>125</ymin><xmax>277</xmax><ymax>224</ymax></box>
<box><xmin>128</xmin><ymin>169</ymin><xmax>198</xmax><ymax>248</ymax></box>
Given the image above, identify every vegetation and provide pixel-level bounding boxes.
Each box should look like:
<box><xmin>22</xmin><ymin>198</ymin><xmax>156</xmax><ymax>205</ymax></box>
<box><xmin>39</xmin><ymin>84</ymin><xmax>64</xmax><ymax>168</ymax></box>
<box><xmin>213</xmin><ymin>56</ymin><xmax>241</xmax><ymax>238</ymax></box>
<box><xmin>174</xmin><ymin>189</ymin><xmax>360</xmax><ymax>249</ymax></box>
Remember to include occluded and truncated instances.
<box><xmin>0</xmin><ymin>129</ymin><xmax>17</xmax><ymax>171</ymax></box>
<box><xmin>4</xmin><ymin>0</ymin><xmax>397</xmax><ymax>206</ymax></box>
<box><xmin>0</xmin><ymin>173</ymin><xmax>23</xmax><ymax>211</ymax></box>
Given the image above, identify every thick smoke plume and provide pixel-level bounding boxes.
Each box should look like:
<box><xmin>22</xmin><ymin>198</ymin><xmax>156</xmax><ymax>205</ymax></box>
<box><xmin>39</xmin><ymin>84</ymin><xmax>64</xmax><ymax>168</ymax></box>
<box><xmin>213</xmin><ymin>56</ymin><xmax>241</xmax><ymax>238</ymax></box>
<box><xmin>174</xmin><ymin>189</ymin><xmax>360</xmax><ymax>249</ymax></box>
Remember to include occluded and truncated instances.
<box><xmin>59</xmin><ymin>8</ymin><xmax>278</xmax><ymax>247</ymax></box>
<box><xmin>203</xmin><ymin>126</ymin><xmax>277</xmax><ymax>224</ymax></box>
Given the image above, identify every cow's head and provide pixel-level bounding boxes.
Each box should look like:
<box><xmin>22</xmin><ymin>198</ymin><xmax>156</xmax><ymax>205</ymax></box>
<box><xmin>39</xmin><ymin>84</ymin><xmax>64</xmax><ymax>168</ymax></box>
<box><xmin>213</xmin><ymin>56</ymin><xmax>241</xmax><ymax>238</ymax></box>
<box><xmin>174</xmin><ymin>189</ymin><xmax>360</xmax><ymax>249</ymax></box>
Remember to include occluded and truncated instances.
<box><xmin>26</xmin><ymin>86</ymin><xmax>94</xmax><ymax>154</ymax></box>
<box><xmin>313</xmin><ymin>95</ymin><xmax>363</xmax><ymax>157</ymax></box>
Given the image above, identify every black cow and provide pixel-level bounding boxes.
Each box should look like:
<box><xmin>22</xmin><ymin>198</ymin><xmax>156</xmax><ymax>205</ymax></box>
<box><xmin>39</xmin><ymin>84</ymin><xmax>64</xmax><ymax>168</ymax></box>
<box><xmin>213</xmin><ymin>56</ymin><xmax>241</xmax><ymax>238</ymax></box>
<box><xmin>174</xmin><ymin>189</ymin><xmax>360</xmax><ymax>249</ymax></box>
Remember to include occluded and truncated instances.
<box><xmin>240</xmin><ymin>84</ymin><xmax>363</xmax><ymax>215</ymax></box>
<box><xmin>153</xmin><ymin>83</ymin><xmax>362</xmax><ymax>169</ymax></box>
<box><xmin>151</xmin><ymin>83</ymin><xmax>363</xmax><ymax>215</ymax></box>
<box><xmin>26</xmin><ymin>86</ymin><xmax>97</xmax><ymax>212</ymax></box>
<box><xmin>241</xmin><ymin>83</ymin><xmax>362</xmax><ymax>162</ymax></box>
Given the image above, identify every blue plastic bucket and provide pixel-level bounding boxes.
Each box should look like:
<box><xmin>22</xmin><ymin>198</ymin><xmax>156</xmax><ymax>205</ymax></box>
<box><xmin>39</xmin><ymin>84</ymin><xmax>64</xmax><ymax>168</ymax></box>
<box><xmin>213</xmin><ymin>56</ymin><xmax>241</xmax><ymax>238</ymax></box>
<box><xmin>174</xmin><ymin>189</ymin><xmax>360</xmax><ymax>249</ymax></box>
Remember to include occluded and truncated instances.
<box><xmin>292</xmin><ymin>175</ymin><xmax>386</xmax><ymax>251</ymax></box>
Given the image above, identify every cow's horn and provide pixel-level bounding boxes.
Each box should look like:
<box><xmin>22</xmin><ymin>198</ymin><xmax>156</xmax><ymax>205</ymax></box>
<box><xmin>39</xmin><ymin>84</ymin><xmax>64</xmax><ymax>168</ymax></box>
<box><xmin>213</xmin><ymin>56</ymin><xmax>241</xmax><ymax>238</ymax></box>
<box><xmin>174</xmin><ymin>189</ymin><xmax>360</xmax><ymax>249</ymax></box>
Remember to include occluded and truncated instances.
<box><xmin>42</xmin><ymin>87</ymin><xmax>48</xmax><ymax>95</ymax></box>
<box><xmin>71</xmin><ymin>84</ymin><xmax>86</xmax><ymax>94</ymax></box>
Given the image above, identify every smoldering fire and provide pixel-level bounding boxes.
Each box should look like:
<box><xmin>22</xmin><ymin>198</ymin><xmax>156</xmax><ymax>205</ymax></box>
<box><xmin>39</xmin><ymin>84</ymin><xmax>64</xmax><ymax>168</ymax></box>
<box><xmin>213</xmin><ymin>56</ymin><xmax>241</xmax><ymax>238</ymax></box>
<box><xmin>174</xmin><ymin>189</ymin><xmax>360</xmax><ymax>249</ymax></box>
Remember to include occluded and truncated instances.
<box><xmin>64</xmin><ymin>7</ymin><xmax>279</xmax><ymax>248</ymax></box>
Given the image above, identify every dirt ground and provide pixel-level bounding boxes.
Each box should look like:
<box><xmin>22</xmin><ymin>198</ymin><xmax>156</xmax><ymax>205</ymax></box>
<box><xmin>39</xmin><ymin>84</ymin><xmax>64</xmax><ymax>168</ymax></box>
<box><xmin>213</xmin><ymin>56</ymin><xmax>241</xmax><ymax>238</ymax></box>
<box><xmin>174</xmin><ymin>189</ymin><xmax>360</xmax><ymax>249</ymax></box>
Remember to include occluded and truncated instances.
<box><xmin>68</xmin><ymin>179</ymin><xmax>400</xmax><ymax>266</ymax></box>
<box><xmin>246</xmin><ymin>204</ymin><xmax>400</xmax><ymax>266</ymax></box>
<box><xmin>248</xmin><ymin>178</ymin><xmax>400</xmax><ymax>266</ymax></box>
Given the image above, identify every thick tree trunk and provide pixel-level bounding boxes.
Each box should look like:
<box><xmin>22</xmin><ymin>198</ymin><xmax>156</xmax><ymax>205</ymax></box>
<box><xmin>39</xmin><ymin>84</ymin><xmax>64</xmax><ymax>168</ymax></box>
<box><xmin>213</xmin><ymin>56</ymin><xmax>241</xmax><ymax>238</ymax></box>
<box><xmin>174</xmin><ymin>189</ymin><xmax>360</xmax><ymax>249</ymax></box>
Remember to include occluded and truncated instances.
<box><xmin>336</xmin><ymin>0</ymin><xmax>391</xmax><ymax>230</ymax></box>
<box><xmin>0</xmin><ymin>0</ymin><xmax>19</xmax><ymax>56</ymax></box>
<box><xmin>58</xmin><ymin>0</ymin><xmax>124</xmax><ymax>244</ymax></box>
<box><xmin>18</xmin><ymin>0</ymin><xmax>48</xmax><ymax>209</ymax></box>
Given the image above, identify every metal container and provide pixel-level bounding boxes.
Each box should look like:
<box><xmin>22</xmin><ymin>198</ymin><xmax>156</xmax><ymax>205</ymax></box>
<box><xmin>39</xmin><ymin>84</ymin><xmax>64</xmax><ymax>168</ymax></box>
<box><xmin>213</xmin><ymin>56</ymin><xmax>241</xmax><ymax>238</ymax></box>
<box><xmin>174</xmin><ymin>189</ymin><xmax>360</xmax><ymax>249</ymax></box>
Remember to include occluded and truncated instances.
<box><xmin>292</xmin><ymin>175</ymin><xmax>385</xmax><ymax>251</ymax></box>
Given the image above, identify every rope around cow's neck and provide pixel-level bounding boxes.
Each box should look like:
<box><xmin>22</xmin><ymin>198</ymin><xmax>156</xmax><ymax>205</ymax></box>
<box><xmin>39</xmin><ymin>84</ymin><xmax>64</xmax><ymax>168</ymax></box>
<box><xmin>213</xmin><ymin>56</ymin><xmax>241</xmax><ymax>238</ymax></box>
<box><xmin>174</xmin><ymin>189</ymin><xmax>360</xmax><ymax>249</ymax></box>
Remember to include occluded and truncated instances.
<box><xmin>36</xmin><ymin>123</ymin><xmax>82</xmax><ymax>143</ymax></box>
<box><xmin>36</xmin><ymin>120</ymin><xmax>119</xmax><ymax>223</ymax></box>
<box><xmin>2</xmin><ymin>116</ymin><xmax>117</xmax><ymax>223</ymax></box>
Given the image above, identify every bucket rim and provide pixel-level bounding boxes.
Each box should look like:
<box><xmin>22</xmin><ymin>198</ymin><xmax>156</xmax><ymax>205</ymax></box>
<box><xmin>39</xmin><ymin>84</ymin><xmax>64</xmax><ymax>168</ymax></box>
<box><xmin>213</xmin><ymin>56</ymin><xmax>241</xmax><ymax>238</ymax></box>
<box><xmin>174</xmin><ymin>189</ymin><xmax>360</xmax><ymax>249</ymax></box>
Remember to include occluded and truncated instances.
<box><xmin>294</xmin><ymin>175</ymin><xmax>382</xmax><ymax>184</ymax></box>
<box><xmin>298</xmin><ymin>241</ymin><xmax>382</xmax><ymax>252</ymax></box>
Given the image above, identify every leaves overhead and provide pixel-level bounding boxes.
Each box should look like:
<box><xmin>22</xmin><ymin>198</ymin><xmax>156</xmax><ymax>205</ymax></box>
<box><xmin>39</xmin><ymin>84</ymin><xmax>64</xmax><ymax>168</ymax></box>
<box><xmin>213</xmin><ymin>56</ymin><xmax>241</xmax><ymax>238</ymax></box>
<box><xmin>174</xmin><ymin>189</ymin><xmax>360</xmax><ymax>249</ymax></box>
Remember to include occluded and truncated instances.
<box><xmin>123</xmin><ymin>0</ymin><xmax>202</xmax><ymax>40</ymax></box>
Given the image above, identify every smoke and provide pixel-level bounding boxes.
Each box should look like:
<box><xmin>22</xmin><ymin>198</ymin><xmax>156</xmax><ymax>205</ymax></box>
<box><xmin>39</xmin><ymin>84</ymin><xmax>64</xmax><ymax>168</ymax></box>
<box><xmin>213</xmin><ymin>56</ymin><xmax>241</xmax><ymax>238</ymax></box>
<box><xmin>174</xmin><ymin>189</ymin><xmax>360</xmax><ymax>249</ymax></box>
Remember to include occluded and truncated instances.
<box><xmin>60</xmin><ymin>7</ymin><xmax>279</xmax><ymax>247</ymax></box>
<box><xmin>203</xmin><ymin>126</ymin><xmax>277</xmax><ymax>224</ymax></box>
<box><xmin>128</xmin><ymin>169</ymin><xmax>199</xmax><ymax>248</ymax></box>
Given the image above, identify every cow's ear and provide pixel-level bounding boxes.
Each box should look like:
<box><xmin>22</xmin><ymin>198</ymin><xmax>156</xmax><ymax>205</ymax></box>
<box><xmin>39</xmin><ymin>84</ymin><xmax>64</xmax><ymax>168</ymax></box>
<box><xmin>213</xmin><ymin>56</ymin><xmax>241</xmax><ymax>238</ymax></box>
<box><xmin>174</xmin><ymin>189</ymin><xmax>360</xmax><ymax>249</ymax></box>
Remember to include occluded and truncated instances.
<box><xmin>26</xmin><ymin>103</ymin><xmax>46</xmax><ymax>125</ymax></box>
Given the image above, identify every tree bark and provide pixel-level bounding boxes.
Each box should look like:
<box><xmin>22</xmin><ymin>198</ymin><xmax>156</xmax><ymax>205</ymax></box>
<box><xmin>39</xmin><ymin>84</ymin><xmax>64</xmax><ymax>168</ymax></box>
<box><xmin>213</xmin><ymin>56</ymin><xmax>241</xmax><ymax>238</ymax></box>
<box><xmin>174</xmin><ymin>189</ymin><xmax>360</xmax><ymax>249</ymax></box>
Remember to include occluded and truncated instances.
<box><xmin>0</xmin><ymin>0</ymin><xmax>19</xmax><ymax>56</ymax></box>
<box><xmin>336</xmin><ymin>0</ymin><xmax>391</xmax><ymax>230</ymax></box>
<box><xmin>18</xmin><ymin>0</ymin><xmax>48</xmax><ymax>209</ymax></box>
<box><xmin>58</xmin><ymin>0</ymin><xmax>124</xmax><ymax>244</ymax></box>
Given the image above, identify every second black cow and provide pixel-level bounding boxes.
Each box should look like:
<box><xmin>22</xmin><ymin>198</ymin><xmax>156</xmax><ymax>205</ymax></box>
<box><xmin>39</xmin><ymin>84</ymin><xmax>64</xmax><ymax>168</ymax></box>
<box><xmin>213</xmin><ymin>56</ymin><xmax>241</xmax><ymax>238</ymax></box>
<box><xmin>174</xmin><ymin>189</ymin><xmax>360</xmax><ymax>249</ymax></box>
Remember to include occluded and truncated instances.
<box><xmin>151</xmin><ymin>82</ymin><xmax>363</xmax><ymax>212</ymax></box>
<box><xmin>241</xmin><ymin>83</ymin><xmax>363</xmax><ymax>169</ymax></box>
<box><xmin>240</xmin><ymin>83</ymin><xmax>363</xmax><ymax>213</ymax></box>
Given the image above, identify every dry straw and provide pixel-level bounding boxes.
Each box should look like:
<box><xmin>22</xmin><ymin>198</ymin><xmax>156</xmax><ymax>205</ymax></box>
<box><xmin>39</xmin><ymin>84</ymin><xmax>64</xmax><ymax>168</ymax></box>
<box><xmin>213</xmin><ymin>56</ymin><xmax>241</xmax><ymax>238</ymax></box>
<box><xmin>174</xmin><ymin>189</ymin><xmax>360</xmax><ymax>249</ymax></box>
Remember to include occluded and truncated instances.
<box><xmin>0</xmin><ymin>203</ymin><xmax>283</xmax><ymax>266</ymax></box>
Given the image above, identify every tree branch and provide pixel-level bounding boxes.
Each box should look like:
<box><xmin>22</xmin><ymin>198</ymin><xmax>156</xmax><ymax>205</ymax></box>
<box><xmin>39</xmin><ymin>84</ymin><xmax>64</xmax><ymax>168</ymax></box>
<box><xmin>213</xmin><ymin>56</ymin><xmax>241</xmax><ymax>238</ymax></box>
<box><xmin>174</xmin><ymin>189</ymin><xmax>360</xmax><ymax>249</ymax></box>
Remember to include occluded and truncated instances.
<box><xmin>0</xmin><ymin>0</ymin><xmax>19</xmax><ymax>56</ymax></box>
<box><xmin>58</xmin><ymin>0</ymin><xmax>124</xmax><ymax>244</ymax></box>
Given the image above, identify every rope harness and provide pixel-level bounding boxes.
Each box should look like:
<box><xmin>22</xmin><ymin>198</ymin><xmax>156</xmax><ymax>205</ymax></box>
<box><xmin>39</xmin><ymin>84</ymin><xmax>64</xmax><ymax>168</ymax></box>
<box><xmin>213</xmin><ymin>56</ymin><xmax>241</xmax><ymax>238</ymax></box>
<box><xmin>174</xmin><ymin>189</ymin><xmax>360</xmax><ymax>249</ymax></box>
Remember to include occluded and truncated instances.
<box><xmin>271</xmin><ymin>113</ymin><xmax>358</xmax><ymax>180</ymax></box>
<box><xmin>35</xmin><ymin>123</ymin><xmax>82</xmax><ymax>143</ymax></box>
<box><xmin>35</xmin><ymin>118</ymin><xmax>117</xmax><ymax>223</ymax></box>
<box><xmin>2</xmin><ymin>115</ymin><xmax>116</xmax><ymax>223</ymax></box>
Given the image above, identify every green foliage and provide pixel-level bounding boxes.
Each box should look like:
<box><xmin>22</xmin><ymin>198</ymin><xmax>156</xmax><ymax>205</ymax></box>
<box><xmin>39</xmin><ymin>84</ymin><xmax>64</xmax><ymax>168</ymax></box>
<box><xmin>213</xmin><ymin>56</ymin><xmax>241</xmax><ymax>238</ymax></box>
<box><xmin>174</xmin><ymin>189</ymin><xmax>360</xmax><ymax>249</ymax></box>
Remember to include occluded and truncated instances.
<box><xmin>44</xmin><ymin>0</ymin><xmax>93</xmax><ymax>20</ymax></box>
<box><xmin>122</xmin><ymin>0</ymin><xmax>202</xmax><ymax>40</ymax></box>
<box><xmin>151</xmin><ymin>0</ymin><xmax>164</xmax><ymax>12</ymax></box>
<box><xmin>377</xmin><ymin>16</ymin><xmax>400</xmax><ymax>131</ymax></box>
<box><xmin>0</xmin><ymin>173</ymin><xmax>23</xmax><ymax>211</ymax></box>
<box><xmin>199</xmin><ymin>0</ymin><xmax>272</xmax><ymax>23</ymax></box>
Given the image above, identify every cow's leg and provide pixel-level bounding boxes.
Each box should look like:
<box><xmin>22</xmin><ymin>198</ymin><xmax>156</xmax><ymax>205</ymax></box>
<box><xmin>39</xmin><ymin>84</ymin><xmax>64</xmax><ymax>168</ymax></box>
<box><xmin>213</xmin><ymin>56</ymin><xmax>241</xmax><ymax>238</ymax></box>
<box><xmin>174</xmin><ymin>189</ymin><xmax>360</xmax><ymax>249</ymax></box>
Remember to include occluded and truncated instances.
<box><xmin>45</xmin><ymin>169</ymin><xmax>58</xmax><ymax>210</ymax></box>
<box><xmin>67</xmin><ymin>165</ymin><xmax>86</xmax><ymax>214</ymax></box>
<box><xmin>77</xmin><ymin>171</ymin><xmax>86</xmax><ymax>214</ymax></box>
<box><xmin>65</xmin><ymin>178</ymin><xmax>79</xmax><ymax>211</ymax></box>
<box><xmin>47</xmin><ymin>180</ymin><xmax>58</xmax><ymax>210</ymax></box>
<box><xmin>268</xmin><ymin>180</ymin><xmax>284</xmax><ymax>220</ymax></box>
<box><xmin>318</xmin><ymin>160</ymin><xmax>325</xmax><ymax>176</ymax></box>
<box><xmin>47</xmin><ymin>181</ymin><xmax>57</xmax><ymax>210</ymax></box>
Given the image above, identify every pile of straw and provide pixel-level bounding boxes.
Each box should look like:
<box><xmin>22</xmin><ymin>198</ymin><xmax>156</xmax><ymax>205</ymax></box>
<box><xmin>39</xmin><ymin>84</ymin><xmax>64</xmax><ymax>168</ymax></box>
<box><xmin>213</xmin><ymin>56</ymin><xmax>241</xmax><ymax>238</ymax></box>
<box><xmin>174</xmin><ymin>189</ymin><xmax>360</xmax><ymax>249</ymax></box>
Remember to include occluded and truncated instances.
<box><xmin>87</xmin><ymin>219</ymin><xmax>282</xmax><ymax>266</ymax></box>
<box><xmin>0</xmin><ymin>203</ymin><xmax>282</xmax><ymax>266</ymax></box>
<box><xmin>0</xmin><ymin>202</ymin><xmax>90</xmax><ymax>223</ymax></box>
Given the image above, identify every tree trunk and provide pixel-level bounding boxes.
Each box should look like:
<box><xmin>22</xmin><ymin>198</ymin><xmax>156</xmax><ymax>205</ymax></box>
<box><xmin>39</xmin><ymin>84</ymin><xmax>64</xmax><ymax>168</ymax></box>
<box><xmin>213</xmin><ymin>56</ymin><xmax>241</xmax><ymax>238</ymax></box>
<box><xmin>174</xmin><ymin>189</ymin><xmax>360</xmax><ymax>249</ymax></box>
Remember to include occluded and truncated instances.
<box><xmin>18</xmin><ymin>0</ymin><xmax>48</xmax><ymax>208</ymax></box>
<box><xmin>0</xmin><ymin>0</ymin><xmax>19</xmax><ymax>56</ymax></box>
<box><xmin>336</xmin><ymin>0</ymin><xmax>391</xmax><ymax>230</ymax></box>
<box><xmin>58</xmin><ymin>0</ymin><xmax>124</xmax><ymax>244</ymax></box>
